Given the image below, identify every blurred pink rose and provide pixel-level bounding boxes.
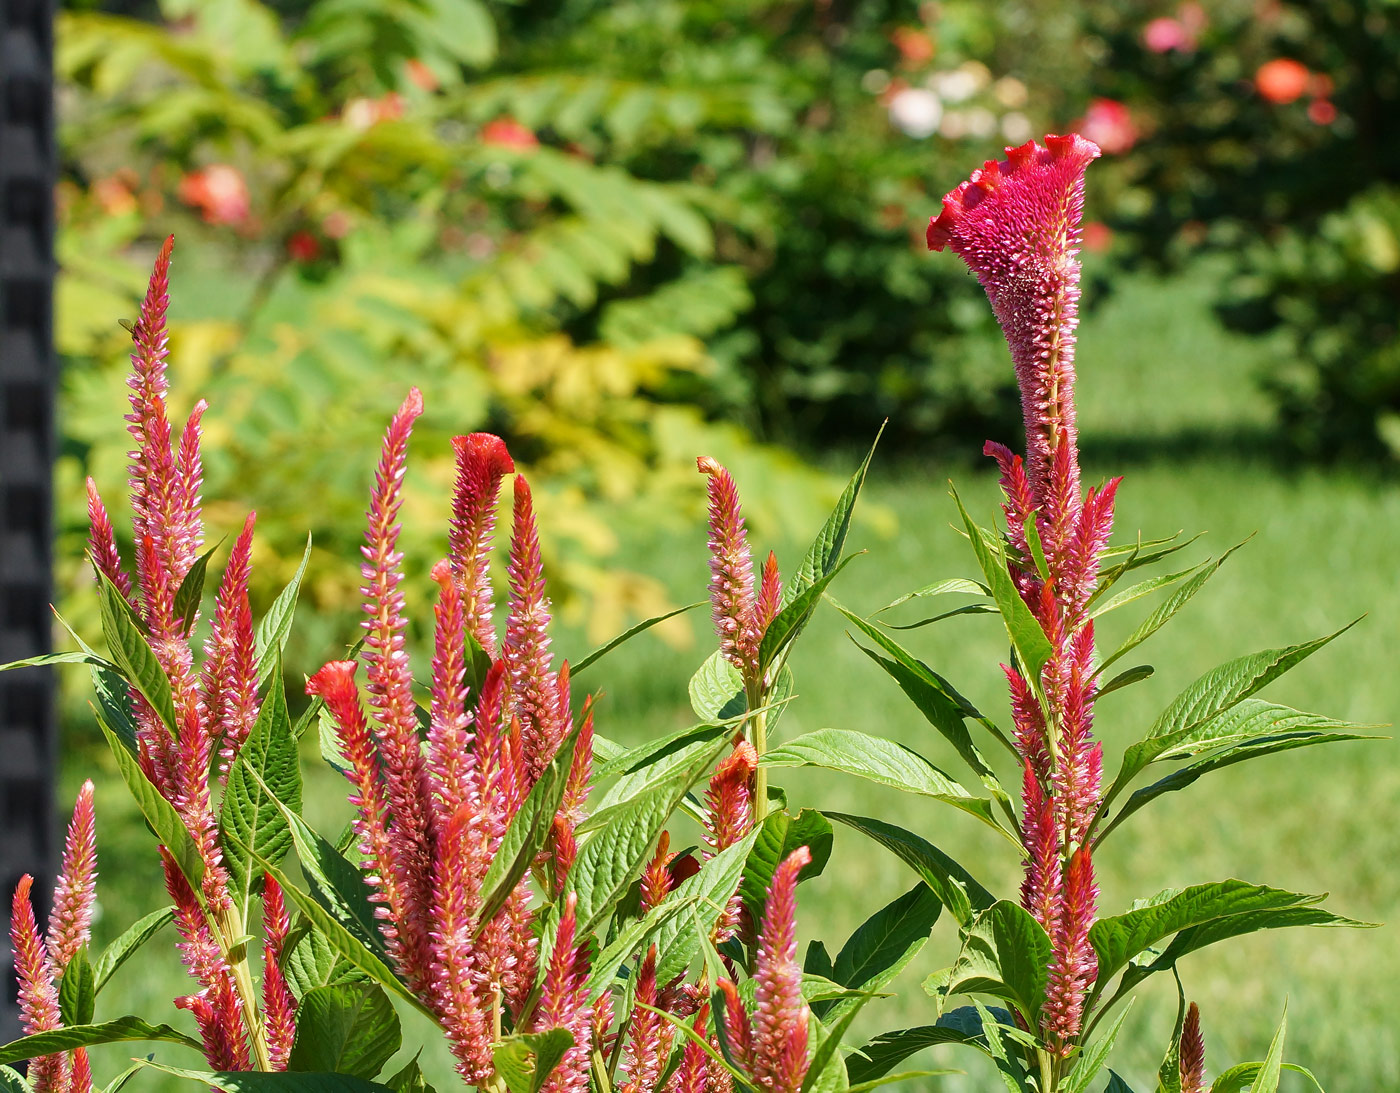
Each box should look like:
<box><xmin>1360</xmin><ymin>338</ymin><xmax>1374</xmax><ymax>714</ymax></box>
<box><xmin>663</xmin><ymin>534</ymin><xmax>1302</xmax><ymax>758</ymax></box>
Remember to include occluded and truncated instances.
<box><xmin>178</xmin><ymin>164</ymin><xmax>250</xmax><ymax>225</ymax></box>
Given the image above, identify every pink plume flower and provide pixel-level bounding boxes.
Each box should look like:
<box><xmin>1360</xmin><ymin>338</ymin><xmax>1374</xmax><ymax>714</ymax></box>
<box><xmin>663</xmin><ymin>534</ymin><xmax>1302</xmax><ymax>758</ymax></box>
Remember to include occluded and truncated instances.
<box><xmin>85</xmin><ymin>478</ymin><xmax>132</xmax><ymax>599</ymax></box>
<box><xmin>533</xmin><ymin>894</ymin><xmax>594</xmax><ymax>1093</ymax></box>
<box><xmin>640</xmin><ymin>832</ymin><xmax>676</xmax><ymax>915</ymax></box>
<box><xmin>620</xmin><ymin>946</ymin><xmax>672</xmax><ymax>1093</ymax></box>
<box><xmin>504</xmin><ymin>475</ymin><xmax>561</xmax><ymax>784</ymax></box>
<box><xmin>10</xmin><ymin>875</ymin><xmax>66</xmax><ymax>1093</ymax></box>
<box><xmin>260</xmin><ymin>874</ymin><xmax>298</xmax><ymax>1071</ymax></box>
<box><xmin>1042</xmin><ymin>847</ymin><xmax>1098</xmax><ymax>1050</ymax></box>
<box><xmin>359</xmin><ymin>387</ymin><xmax>436</xmax><ymax>992</ymax></box>
<box><xmin>1180</xmin><ymin>1001</ymin><xmax>1207</xmax><ymax>1093</ymax></box>
<box><xmin>928</xmin><ymin>136</ymin><xmax>1101</xmax><ymax>510</ymax></box>
<box><xmin>450</xmin><ymin>433</ymin><xmax>516</xmax><ymax>655</ymax></box>
<box><xmin>697</xmin><ymin>457</ymin><xmax>761</xmax><ymax>680</ymax></box>
<box><xmin>47</xmin><ymin>781</ymin><xmax>98</xmax><ymax>970</ymax></box>
<box><xmin>202</xmin><ymin>512</ymin><xmax>260</xmax><ymax>776</ymax></box>
<box><xmin>750</xmin><ymin>847</ymin><xmax>812</xmax><ymax>1093</ymax></box>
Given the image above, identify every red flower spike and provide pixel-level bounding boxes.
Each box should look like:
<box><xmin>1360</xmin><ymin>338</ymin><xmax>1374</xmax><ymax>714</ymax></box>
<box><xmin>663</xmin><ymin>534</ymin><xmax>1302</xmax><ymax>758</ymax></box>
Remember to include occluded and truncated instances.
<box><xmin>359</xmin><ymin>388</ymin><xmax>436</xmax><ymax>992</ymax></box>
<box><xmin>1180</xmin><ymin>1001</ymin><xmax>1206</xmax><ymax>1093</ymax></box>
<box><xmin>504</xmin><ymin>474</ymin><xmax>561</xmax><ymax>784</ymax></box>
<box><xmin>560</xmin><ymin>696</ymin><xmax>594</xmax><ymax>824</ymax></box>
<box><xmin>751</xmin><ymin>846</ymin><xmax>812</xmax><ymax>1093</ymax></box>
<box><xmin>621</xmin><ymin>946</ymin><xmax>672</xmax><ymax>1093</ymax></box>
<box><xmin>449</xmin><ymin>433</ymin><xmax>515</xmax><ymax>655</ymax></box>
<box><xmin>10</xmin><ymin>875</ymin><xmax>67</xmax><ymax>1093</ymax></box>
<box><xmin>697</xmin><ymin>457</ymin><xmax>761</xmax><ymax>679</ymax></box>
<box><xmin>929</xmin><ymin>135</ymin><xmax>1101</xmax><ymax>509</ymax></box>
<box><xmin>641</xmin><ymin>832</ymin><xmax>675</xmax><ymax>915</ymax></box>
<box><xmin>260</xmin><ymin>875</ymin><xmax>298</xmax><ymax>1071</ymax></box>
<box><xmin>203</xmin><ymin>512</ymin><xmax>260</xmax><ymax>777</ymax></box>
<box><xmin>533</xmin><ymin>894</ymin><xmax>594</xmax><ymax>1093</ymax></box>
<box><xmin>85</xmin><ymin>478</ymin><xmax>132</xmax><ymax>598</ymax></box>
<box><xmin>666</xmin><ymin>1006</ymin><xmax>714</xmax><ymax>1093</ymax></box>
<box><xmin>47</xmin><ymin>781</ymin><xmax>97</xmax><ymax>970</ymax></box>
<box><xmin>716</xmin><ymin>979</ymin><xmax>753</xmax><ymax>1073</ymax></box>
<box><xmin>1041</xmin><ymin>846</ymin><xmax>1098</xmax><ymax>1050</ymax></box>
<box><xmin>71</xmin><ymin>1048</ymin><xmax>93</xmax><ymax>1093</ymax></box>
<box><xmin>755</xmin><ymin>551</ymin><xmax>782</xmax><ymax>637</ymax></box>
<box><xmin>1019</xmin><ymin>761</ymin><xmax>1062</xmax><ymax>934</ymax></box>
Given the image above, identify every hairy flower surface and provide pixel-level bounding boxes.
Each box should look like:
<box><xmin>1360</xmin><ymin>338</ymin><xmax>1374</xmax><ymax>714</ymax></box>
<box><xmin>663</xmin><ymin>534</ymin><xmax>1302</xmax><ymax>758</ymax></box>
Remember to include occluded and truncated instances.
<box><xmin>1180</xmin><ymin>1002</ymin><xmax>1207</xmax><ymax>1093</ymax></box>
<box><xmin>450</xmin><ymin>432</ymin><xmax>515</xmax><ymax>654</ymax></box>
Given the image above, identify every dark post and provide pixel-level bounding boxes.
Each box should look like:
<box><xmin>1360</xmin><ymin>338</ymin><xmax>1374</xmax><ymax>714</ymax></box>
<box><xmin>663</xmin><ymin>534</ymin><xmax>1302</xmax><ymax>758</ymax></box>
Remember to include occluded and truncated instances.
<box><xmin>0</xmin><ymin>0</ymin><xmax>57</xmax><ymax>1044</ymax></box>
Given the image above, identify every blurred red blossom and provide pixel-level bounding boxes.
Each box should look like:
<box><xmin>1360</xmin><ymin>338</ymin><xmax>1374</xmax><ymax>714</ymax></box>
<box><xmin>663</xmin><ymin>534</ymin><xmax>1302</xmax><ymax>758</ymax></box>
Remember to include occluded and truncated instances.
<box><xmin>1083</xmin><ymin>221</ymin><xmax>1114</xmax><ymax>253</ymax></box>
<box><xmin>1075</xmin><ymin>99</ymin><xmax>1137</xmax><ymax>155</ymax></box>
<box><xmin>178</xmin><ymin>164</ymin><xmax>250</xmax><ymax>225</ymax></box>
<box><xmin>1255</xmin><ymin>58</ymin><xmax>1310</xmax><ymax>103</ymax></box>
<box><xmin>482</xmin><ymin>117</ymin><xmax>539</xmax><ymax>150</ymax></box>
<box><xmin>287</xmin><ymin>231</ymin><xmax>321</xmax><ymax>263</ymax></box>
<box><xmin>1143</xmin><ymin>3</ymin><xmax>1207</xmax><ymax>53</ymax></box>
<box><xmin>891</xmin><ymin>26</ymin><xmax>935</xmax><ymax>67</ymax></box>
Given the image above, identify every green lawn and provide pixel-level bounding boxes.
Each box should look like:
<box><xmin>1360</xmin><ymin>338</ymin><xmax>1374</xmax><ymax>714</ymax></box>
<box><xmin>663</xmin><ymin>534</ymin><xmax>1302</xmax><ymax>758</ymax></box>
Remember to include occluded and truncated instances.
<box><xmin>60</xmin><ymin>261</ymin><xmax>1397</xmax><ymax>1091</ymax></box>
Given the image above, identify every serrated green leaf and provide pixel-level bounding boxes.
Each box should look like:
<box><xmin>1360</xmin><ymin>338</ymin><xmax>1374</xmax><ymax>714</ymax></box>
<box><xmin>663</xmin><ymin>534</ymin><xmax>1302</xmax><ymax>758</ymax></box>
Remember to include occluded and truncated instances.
<box><xmin>493</xmin><ymin>1029</ymin><xmax>574</xmax><ymax>1093</ymax></box>
<box><xmin>173</xmin><ymin>541</ymin><xmax>220</xmax><ymax>637</ymax></box>
<box><xmin>826</xmin><ymin>812</ymin><xmax>994</xmax><ymax>929</ymax></box>
<box><xmin>0</xmin><ymin>1065</ymin><xmax>27</xmax><ymax>1093</ymax></box>
<box><xmin>572</xmin><ymin>601</ymin><xmax>705</xmax><ymax>675</ymax></box>
<box><xmin>739</xmin><ymin>808</ymin><xmax>832</xmax><ymax>922</ymax></box>
<box><xmin>284</xmin><ymin>923</ymin><xmax>370</xmax><ymax>999</ymax></box>
<box><xmin>97</xmin><ymin>717</ymin><xmax>205</xmax><ymax>895</ymax></box>
<box><xmin>287</xmin><ymin>984</ymin><xmax>401</xmax><ymax>1079</ymax></box>
<box><xmin>688</xmin><ymin>650</ymin><xmax>747</xmax><ymax>721</ymax></box>
<box><xmin>96</xmin><ymin>570</ymin><xmax>177</xmax><ymax>731</ymax></box>
<box><xmin>946</xmin><ymin>901</ymin><xmax>1051</xmax><ymax>1025</ymax></box>
<box><xmin>57</xmin><ymin>949</ymin><xmax>95</xmax><ymax>1027</ymax></box>
<box><xmin>951</xmin><ymin>488</ymin><xmax>1053</xmax><ymax>686</ymax></box>
<box><xmin>221</xmin><ymin>661</ymin><xmax>302</xmax><ymax>909</ymax></box>
<box><xmin>94</xmin><ymin>907</ymin><xmax>173</xmax><ymax>992</ymax></box>
<box><xmin>1089</xmin><ymin>560</ymin><xmax>1211</xmax><ymax>619</ymax></box>
<box><xmin>0</xmin><ymin>1017</ymin><xmax>204</xmax><ymax>1064</ymax></box>
<box><xmin>254</xmin><ymin>535</ymin><xmax>311</xmax><ymax>687</ymax></box>
<box><xmin>762</xmin><ymin>729</ymin><xmax>1011</xmax><ymax>841</ymax></box>
<box><xmin>0</xmin><ymin>651</ymin><xmax>112</xmax><ymax>673</ymax></box>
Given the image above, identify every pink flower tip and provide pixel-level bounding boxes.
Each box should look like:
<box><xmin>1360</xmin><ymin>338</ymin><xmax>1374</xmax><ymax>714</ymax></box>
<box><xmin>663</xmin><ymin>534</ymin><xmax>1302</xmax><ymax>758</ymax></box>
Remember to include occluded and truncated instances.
<box><xmin>926</xmin><ymin>134</ymin><xmax>1102</xmax><ymax>252</ymax></box>
<box><xmin>306</xmin><ymin>659</ymin><xmax>359</xmax><ymax>699</ymax></box>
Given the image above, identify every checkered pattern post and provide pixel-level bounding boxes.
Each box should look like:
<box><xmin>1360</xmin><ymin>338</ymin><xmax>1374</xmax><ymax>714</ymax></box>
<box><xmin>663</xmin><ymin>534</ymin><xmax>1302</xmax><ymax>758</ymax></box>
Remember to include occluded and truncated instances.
<box><xmin>0</xmin><ymin>0</ymin><xmax>56</xmax><ymax>1045</ymax></box>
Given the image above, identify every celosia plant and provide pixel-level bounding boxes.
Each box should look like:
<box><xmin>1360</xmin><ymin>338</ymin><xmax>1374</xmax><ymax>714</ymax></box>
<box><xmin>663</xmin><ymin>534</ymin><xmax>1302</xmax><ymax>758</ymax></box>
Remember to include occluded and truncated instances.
<box><xmin>0</xmin><ymin>142</ymin><xmax>1380</xmax><ymax>1093</ymax></box>
<box><xmin>0</xmin><ymin>239</ymin><xmax>877</xmax><ymax>1091</ymax></box>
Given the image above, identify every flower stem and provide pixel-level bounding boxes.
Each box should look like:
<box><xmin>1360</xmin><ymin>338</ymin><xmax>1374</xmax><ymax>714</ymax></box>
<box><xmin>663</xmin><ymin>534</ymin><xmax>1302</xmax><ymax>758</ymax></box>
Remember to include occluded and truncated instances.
<box><xmin>751</xmin><ymin>704</ymin><xmax>768</xmax><ymax>820</ymax></box>
<box><xmin>215</xmin><ymin>904</ymin><xmax>273</xmax><ymax>1071</ymax></box>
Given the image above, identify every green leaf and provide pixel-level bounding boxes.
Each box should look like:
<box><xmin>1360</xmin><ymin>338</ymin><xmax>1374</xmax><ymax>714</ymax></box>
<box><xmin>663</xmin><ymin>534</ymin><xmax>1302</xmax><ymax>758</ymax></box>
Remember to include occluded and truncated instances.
<box><xmin>480</xmin><ymin>727</ymin><xmax>580</xmax><ymax>926</ymax></box>
<box><xmin>138</xmin><ymin>1061</ymin><xmax>395</xmax><ymax>1092</ymax></box>
<box><xmin>762</xmin><ymin>729</ymin><xmax>1012</xmax><ymax>841</ymax></box>
<box><xmin>94</xmin><ymin>907</ymin><xmax>173</xmax><ymax>992</ymax></box>
<box><xmin>97</xmin><ymin>717</ymin><xmax>205</xmax><ymax>895</ymax></box>
<box><xmin>572</xmin><ymin>601</ymin><xmax>705</xmax><ymax>675</ymax></box>
<box><xmin>946</xmin><ymin>901</ymin><xmax>1051</xmax><ymax>1025</ymax></box>
<box><xmin>826</xmin><ymin>812</ymin><xmax>994</xmax><ymax>929</ymax></box>
<box><xmin>254</xmin><ymin>535</ymin><xmax>311</xmax><ymax>687</ymax></box>
<box><xmin>1090</xmin><ymin>881</ymin><xmax>1331</xmax><ymax>984</ymax></box>
<box><xmin>1210</xmin><ymin>1062</ymin><xmax>1322</xmax><ymax>1093</ymax></box>
<box><xmin>872</xmin><ymin>578</ymin><xmax>988</xmax><ymax>616</ymax></box>
<box><xmin>1022</xmin><ymin>513</ymin><xmax>1049</xmax><ymax>581</ymax></box>
<box><xmin>1064</xmin><ymin>1001</ymin><xmax>1132</xmax><ymax>1093</ymax></box>
<box><xmin>92</xmin><ymin>662</ymin><xmax>139</xmax><ymax>755</ymax></box>
<box><xmin>1089</xmin><ymin>560</ymin><xmax>1211</xmax><ymax>619</ymax></box>
<box><xmin>493</xmin><ymin>1029</ymin><xmax>574</xmax><ymax>1093</ymax></box>
<box><xmin>284</xmin><ymin>924</ymin><xmax>371</xmax><ymax>998</ymax></box>
<box><xmin>759</xmin><ymin>553</ymin><xmax>860</xmax><ymax>672</ymax></box>
<box><xmin>951</xmin><ymin>488</ymin><xmax>1053</xmax><ymax>686</ymax></box>
<box><xmin>1096</xmin><ymin>543</ymin><xmax>1246</xmax><ymax>678</ymax></box>
<box><xmin>1156</xmin><ymin>978</ymin><xmax>1186</xmax><ymax>1093</ymax></box>
<box><xmin>781</xmin><ymin>427</ymin><xmax>880</xmax><ymax>610</ymax></box>
<box><xmin>817</xmin><ymin>884</ymin><xmax>939</xmax><ymax>1023</ymax></box>
<box><xmin>1097</xmin><ymin>665</ymin><xmax>1155</xmax><ymax>699</ymax></box>
<box><xmin>0</xmin><ymin>1017</ymin><xmax>204</xmax><ymax>1064</ymax></box>
<box><xmin>1106</xmin><ymin>1072</ymin><xmax>1141</xmax><ymax>1093</ymax></box>
<box><xmin>57</xmin><ymin>949</ymin><xmax>95</xmax><ymax>1027</ymax></box>
<box><xmin>568</xmin><ymin>743</ymin><xmax>717</xmax><ymax>939</ymax></box>
<box><xmin>96</xmin><ymin>570</ymin><xmax>177</xmax><ymax>732</ymax></box>
<box><xmin>287</xmin><ymin>984</ymin><xmax>402</xmax><ymax>1079</ymax></box>
<box><xmin>221</xmin><ymin>661</ymin><xmax>303</xmax><ymax>910</ymax></box>
<box><xmin>739</xmin><ymin>808</ymin><xmax>833</xmax><ymax>923</ymax></box>
<box><xmin>847</xmin><ymin>1008</ymin><xmax>1017</xmax><ymax>1084</ymax></box>
<box><xmin>1099</xmin><ymin>706</ymin><xmax>1375</xmax><ymax>841</ymax></box>
<box><xmin>173</xmin><ymin>541</ymin><xmax>220</xmax><ymax>637</ymax></box>
<box><xmin>383</xmin><ymin>1055</ymin><xmax>437</xmax><ymax>1093</ymax></box>
<box><xmin>688</xmin><ymin>650</ymin><xmax>747</xmax><ymax>721</ymax></box>
<box><xmin>0</xmin><ymin>1065</ymin><xmax>27</xmax><ymax>1093</ymax></box>
<box><xmin>0</xmin><ymin>651</ymin><xmax>112</xmax><ymax>673</ymax></box>
<box><xmin>1248</xmin><ymin>1006</ymin><xmax>1287</xmax><ymax>1093</ymax></box>
<box><xmin>592</xmin><ymin>719</ymin><xmax>732</xmax><ymax>816</ymax></box>
<box><xmin>1102</xmin><ymin>626</ymin><xmax>1357</xmax><ymax>816</ymax></box>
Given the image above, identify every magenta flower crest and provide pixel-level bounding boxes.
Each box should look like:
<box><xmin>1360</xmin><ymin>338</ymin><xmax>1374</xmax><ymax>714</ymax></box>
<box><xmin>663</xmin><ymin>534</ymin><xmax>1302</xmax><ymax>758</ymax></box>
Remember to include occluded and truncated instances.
<box><xmin>260</xmin><ymin>874</ymin><xmax>298</xmax><ymax>1071</ymax></box>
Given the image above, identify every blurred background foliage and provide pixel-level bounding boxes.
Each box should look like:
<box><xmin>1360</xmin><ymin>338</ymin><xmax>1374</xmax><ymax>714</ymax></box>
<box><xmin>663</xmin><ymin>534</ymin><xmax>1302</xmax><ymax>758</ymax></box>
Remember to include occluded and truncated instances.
<box><xmin>52</xmin><ymin>0</ymin><xmax>1400</xmax><ymax>680</ymax></box>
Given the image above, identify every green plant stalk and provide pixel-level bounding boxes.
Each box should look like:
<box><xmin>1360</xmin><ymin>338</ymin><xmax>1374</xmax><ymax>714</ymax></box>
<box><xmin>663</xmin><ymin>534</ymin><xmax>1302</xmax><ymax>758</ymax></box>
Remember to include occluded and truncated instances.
<box><xmin>751</xmin><ymin>704</ymin><xmax>769</xmax><ymax>819</ymax></box>
<box><xmin>214</xmin><ymin>903</ymin><xmax>273</xmax><ymax>1072</ymax></box>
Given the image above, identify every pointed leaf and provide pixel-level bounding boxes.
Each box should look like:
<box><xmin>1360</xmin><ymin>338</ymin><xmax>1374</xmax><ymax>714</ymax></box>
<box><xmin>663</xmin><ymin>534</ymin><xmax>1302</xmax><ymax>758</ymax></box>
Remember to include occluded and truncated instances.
<box><xmin>1090</xmin><ymin>560</ymin><xmax>1211</xmax><ymax>619</ymax></box>
<box><xmin>57</xmin><ymin>949</ymin><xmax>95</xmax><ymax>1027</ymax></box>
<box><xmin>817</xmin><ymin>884</ymin><xmax>939</xmax><ymax>1023</ymax></box>
<box><xmin>946</xmin><ymin>901</ymin><xmax>1051</xmax><ymax>1024</ymax></box>
<box><xmin>1097</xmin><ymin>665</ymin><xmax>1154</xmax><ymax>699</ymax></box>
<box><xmin>1064</xmin><ymin>1001</ymin><xmax>1132</xmax><ymax>1093</ymax></box>
<box><xmin>96</xmin><ymin>570</ymin><xmax>176</xmax><ymax>731</ymax></box>
<box><xmin>138</xmin><ymin>1062</ymin><xmax>395</xmax><ymax>1092</ymax></box>
<box><xmin>781</xmin><ymin>428</ymin><xmax>880</xmax><ymax>610</ymax></box>
<box><xmin>572</xmin><ymin>601</ymin><xmax>705</xmax><ymax>675</ymax></box>
<box><xmin>254</xmin><ymin>535</ymin><xmax>311</xmax><ymax>687</ymax></box>
<box><xmin>872</xmin><ymin>578</ymin><xmax>988</xmax><ymax>616</ymax></box>
<box><xmin>739</xmin><ymin>808</ymin><xmax>832</xmax><ymax>922</ymax></box>
<box><xmin>826</xmin><ymin>812</ymin><xmax>994</xmax><ymax>929</ymax></box>
<box><xmin>759</xmin><ymin>554</ymin><xmax>860</xmax><ymax>671</ymax></box>
<box><xmin>492</xmin><ymin>1029</ymin><xmax>574</xmax><ymax>1093</ymax></box>
<box><xmin>1248</xmin><ymin>1007</ymin><xmax>1287</xmax><ymax>1093</ymax></box>
<box><xmin>94</xmin><ymin>907</ymin><xmax>173</xmax><ymax>992</ymax></box>
<box><xmin>847</xmin><ymin>1007</ymin><xmax>1018</xmax><ymax>1084</ymax></box>
<box><xmin>0</xmin><ymin>1018</ymin><xmax>204</xmax><ymax>1064</ymax></box>
<box><xmin>0</xmin><ymin>651</ymin><xmax>112</xmax><ymax>672</ymax></box>
<box><xmin>173</xmin><ymin>542</ymin><xmax>220</xmax><ymax>637</ymax></box>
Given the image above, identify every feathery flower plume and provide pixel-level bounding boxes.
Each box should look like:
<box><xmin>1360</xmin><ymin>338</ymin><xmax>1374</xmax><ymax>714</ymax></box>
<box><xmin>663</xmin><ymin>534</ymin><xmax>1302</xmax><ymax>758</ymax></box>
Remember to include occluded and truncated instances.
<box><xmin>705</xmin><ymin>742</ymin><xmax>756</xmax><ymax>941</ymax></box>
<box><xmin>47</xmin><ymin>780</ymin><xmax>97</xmax><ymax>969</ymax></box>
<box><xmin>620</xmin><ymin>946</ymin><xmax>672</xmax><ymax>1093</ymax></box>
<box><xmin>203</xmin><ymin>512</ymin><xmax>259</xmax><ymax>776</ymax></box>
<box><xmin>260</xmin><ymin>875</ymin><xmax>297</xmax><ymax>1071</ymax></box>
<box><xmin>666</xmin><ymin>1006</ymin><xmax>717</xmax><ymax>1093</ymax></box>
<box><xmin>534</xmin><ymin>895</ymin><xmax>594</xmax><ymax>1093</ymax></box>
<box><xmin>930</xmin><ymin>135</ymin><xmax>1114</xmax><ymax>1051</ymax></box>
<box><xmin>1180</xmin><ymin>1001</ymin><xmax>1206</xmax><ymax>1093</ymax></box>
<box><xmin>359</xmin><ymin>387</ymin><xmax>435</xmax><ymax>992</ymax></box>
<box><xmin>450</xmin><ymin>433</ymin><xmax>515</xmax><ymax>654</ymax></box>
<box><xmin>504</xmin><ymin>474</ymin><xmax>561</xmax><ymax>783</ymax></box>
<box><xmin>697</xmin><ymin>457</ymin><xmax>760</xmax><ymax>679</ymax></box>
<box><xmin>640</xmin><ymin>833</ymin><xmax>676</xmax><ymax>914</ymax></box>
<box><xmin>10</xmin><ymin>875</ymin><xmax>66</xmax><ymax>1093</ymax></box>
<box><xmin>86</xmin><ymin>478</ymin><xmax>131</xmax><ymax>599</ymax></box>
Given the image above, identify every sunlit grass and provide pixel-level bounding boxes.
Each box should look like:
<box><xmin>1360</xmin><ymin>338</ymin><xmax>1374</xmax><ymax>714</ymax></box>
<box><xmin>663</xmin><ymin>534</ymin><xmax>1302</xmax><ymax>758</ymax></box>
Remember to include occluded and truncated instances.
<box><xmin>62</xmin><ymin>261</ymin><xmax>1396</xmax><ymax>1091</ymax></box>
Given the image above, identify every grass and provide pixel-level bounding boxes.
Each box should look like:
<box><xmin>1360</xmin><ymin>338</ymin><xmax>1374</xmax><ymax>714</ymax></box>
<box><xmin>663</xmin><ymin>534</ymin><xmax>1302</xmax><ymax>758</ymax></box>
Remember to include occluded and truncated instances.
<box><xmin>58</xmin><ymin>259</ymin><xmax>1396</xmax><ymax>1091</ymax></box>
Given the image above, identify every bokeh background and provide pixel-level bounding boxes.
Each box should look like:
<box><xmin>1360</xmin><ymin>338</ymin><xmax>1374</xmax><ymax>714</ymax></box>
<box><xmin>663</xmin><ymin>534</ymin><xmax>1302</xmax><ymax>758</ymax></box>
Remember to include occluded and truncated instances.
<box><xmin>45</xmin><ymin>0</ymin><xmax>1399</xmax><ymax>1089</ymax></box>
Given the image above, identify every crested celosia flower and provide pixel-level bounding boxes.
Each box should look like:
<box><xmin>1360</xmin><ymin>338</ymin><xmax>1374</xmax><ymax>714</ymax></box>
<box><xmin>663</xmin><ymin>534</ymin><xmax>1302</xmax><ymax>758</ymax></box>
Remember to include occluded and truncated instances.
<box><xmin>450</xmin><ymin>433</ymin><xmax>515</xmax><ymax>655</ymax></box>
<box><xmin>718</xmin><ymin>847</ymin><xmax>812</xmax><ymax>1093</ymax></box>
<box><xmin>1180</xmin><ymin>1001</ymin><xmax>1206</xmax><ymax>1093</ymax></box>
<box><xmin>930</xmin><ymin>135</ymin><xmax>1114</xmax><ymax>1052</ymax></box>
<box><xmin>697</xmin><ymin>457</ymin><xmax>762</xmax><ymax>683</ymax></box>
<box><xmin>259</xmin><ymin>875</ymin><xmax>298</xmax><ymax>1071</ymax></box>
